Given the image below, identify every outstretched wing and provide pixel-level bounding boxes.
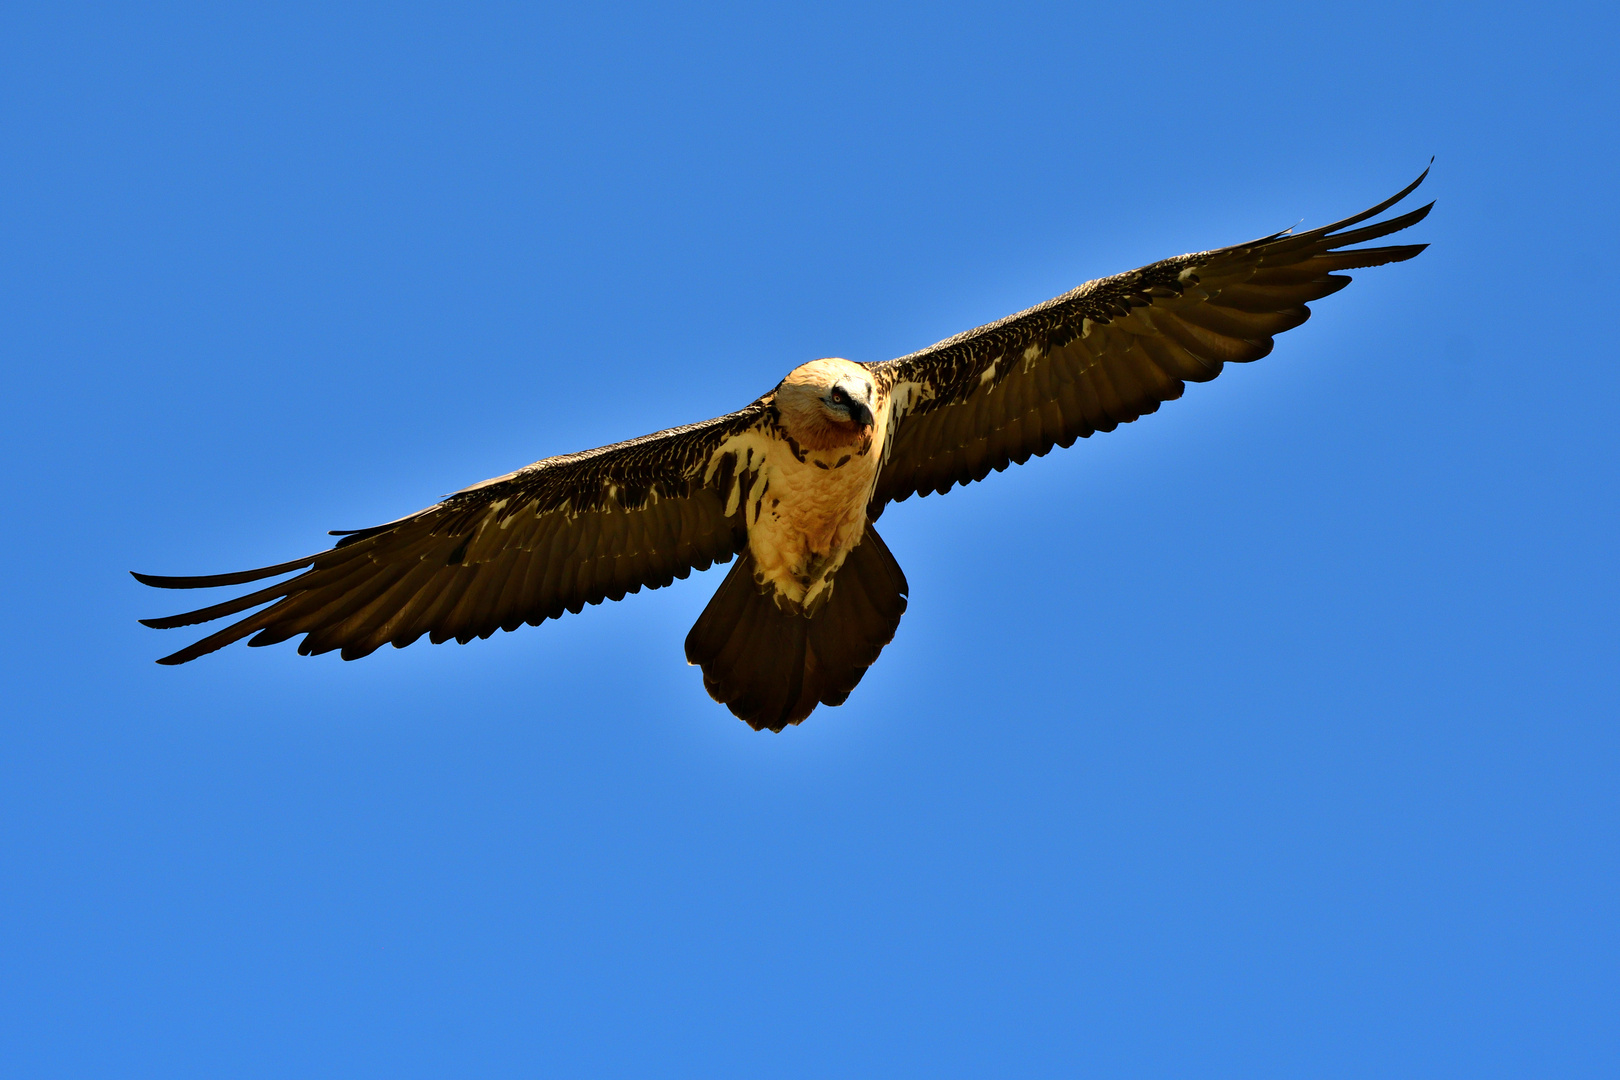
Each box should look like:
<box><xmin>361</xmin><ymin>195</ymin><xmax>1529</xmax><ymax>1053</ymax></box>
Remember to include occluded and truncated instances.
<box><xmin>136</xmin><ymin>403</ymin><xmax>775</xmax><ymax>664</ymax></box>
<box><xmin>867</xmin><ymin>168</ymin><xmax>1432</xmax><ymax>511</ymax></box>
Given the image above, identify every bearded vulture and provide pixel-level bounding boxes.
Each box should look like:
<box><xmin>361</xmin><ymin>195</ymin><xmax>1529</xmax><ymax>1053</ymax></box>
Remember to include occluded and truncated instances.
<box><xmin>136</xmin><ymin>170</ymin><xmax>1431</xmax><ymax>730</ymax></box>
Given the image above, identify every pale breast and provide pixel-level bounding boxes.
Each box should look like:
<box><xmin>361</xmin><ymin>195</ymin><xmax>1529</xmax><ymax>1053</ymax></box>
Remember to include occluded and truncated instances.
<box><xmin>746</xmin><ymin>401</ymin><xmax>891</xmax><ymax>613</ymax></box>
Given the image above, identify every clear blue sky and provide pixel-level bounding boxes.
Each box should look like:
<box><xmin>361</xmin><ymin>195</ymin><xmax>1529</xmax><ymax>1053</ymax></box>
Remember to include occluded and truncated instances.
<box><xmin>4</xmin><ymin>2</ymin><xmax>1616</xmax><ymax>1076</ymax></box>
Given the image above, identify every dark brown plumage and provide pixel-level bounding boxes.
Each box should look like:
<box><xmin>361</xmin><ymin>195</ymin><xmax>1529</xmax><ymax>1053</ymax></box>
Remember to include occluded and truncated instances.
<box><xmin>136</xmin><ymin>169</ymin><xmax>1431</xmax><ymax>729</ymax></box>
<box><xmin>133</xmin><ymin>407</ymin><xmax>773</xmax><ymax>665</ymax></box>
<box><xmin>867</xmin><ymin>169</ymin><xmax>1432</xmax><ymax>511</ymax></box>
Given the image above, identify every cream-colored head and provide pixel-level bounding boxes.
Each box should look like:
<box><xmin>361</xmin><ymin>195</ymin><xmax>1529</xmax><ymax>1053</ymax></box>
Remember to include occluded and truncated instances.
<box><xmin>773</xmin><ymin>358</ymin><xmax>876</xmax><ymax>452</ymax></box>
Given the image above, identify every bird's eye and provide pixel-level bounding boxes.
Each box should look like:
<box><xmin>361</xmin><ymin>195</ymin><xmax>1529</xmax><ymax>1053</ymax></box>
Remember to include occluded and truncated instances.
<box><xmin>830</xmin><ymin>388</ymin><xmax>848</xmax><ymax>404</ymax></box>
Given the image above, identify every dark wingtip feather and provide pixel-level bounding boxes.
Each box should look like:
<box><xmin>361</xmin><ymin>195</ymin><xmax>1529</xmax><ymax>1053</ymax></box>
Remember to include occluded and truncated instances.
<box><xmin>154</xmin><ymin>632</ymin><xmax>235</xmax><ymax>666</ymax></box>
<box><xmin>137</xmin><ymin>578</ymin><xmax>296</xmax><ymax>630</ymax></box>
<box><xmin>1334</xmin><ymin>242</ymin><xmax>1430</xmax><ymax>270</ymax></box>
<box><xmin>131</xmin><ymin>556</ymin><xmax>314</xmax><ymax>590</ymax></box>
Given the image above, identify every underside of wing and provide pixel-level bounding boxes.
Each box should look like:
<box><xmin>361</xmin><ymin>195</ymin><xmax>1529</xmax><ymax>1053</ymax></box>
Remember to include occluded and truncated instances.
<box><xmin>135</xmin><ymin>404</ymin><xmax>774</xmax><ymax>664</ymax></box>
<box><xmin>868</xmin><ymin>167</ymin><xmax>1433</xmax><ymax>511</ymax></box>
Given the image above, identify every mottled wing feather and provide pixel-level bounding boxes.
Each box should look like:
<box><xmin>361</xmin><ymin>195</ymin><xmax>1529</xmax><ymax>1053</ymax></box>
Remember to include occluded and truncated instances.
<box><xmin>135</xmin><ymin>403</ymin><xmax>775</xmax><ymax>664</ymax></box>
<box><xmin>867</xmin><ymin>169</ymin><xmax>1432</xmax><ymax>511</ymax></box>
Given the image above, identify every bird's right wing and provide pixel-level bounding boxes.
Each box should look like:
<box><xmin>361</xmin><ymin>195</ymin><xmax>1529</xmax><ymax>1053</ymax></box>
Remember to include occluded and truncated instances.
<box><xmin>135</xmin><ymin>402</ymin><xmax>777</xmax><ymax>664</ymax></box>
<box><xmin>867</xmin><ymin>168</ymin><xmax>1432</xmax><ymax>511</ymax></box>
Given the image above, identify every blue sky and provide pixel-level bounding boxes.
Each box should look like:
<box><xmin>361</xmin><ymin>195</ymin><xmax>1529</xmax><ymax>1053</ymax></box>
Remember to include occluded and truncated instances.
<box><xmin>3</xmin><ymin>2</ymin><xmax>1616</xmax><ymax>1076</ymax></box>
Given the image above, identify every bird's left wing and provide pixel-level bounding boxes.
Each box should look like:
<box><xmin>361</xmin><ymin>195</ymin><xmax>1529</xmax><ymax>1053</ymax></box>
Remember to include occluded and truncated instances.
<box><xmin>866</xmin><ymin>169</ymin><xmax>1431</xmax><ymax>513</ymax></box>
<box><xmin>135</xmin><ymin>402</ymin><xmax>775</xmax><ymax>664</ymax></box>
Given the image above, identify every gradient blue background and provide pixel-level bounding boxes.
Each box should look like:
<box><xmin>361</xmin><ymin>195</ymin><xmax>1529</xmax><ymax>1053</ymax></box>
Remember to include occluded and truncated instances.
<box><xmin>4</xmin><ymin>3</ymin><xmax>1616</xmax><ymax>1076</ymax></box>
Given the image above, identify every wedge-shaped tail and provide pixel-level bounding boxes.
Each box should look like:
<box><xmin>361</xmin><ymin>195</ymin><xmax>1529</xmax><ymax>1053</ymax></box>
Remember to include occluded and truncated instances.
<box><xmin>685</xmin><ymin>525</ymin><xmax>909</xmax><ymax>731</ymax></box>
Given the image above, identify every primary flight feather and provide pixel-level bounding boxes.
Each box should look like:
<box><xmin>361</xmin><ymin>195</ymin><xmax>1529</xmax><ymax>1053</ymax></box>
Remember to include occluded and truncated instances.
<box><xmin>137</xmin><ymin>169</ymin><xmax>1432</xmax><ymax>730</ymax></box>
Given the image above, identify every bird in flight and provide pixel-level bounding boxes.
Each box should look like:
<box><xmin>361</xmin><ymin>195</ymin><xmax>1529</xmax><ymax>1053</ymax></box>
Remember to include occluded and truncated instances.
<box><xmin>137</xmin><ymin>169</ymin><xmax>1431</xmax><ymax>731</ymax></box>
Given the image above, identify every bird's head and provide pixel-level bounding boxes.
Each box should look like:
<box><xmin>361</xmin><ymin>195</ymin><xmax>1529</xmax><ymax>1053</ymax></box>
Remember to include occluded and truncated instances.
<box><xmin>775</xmin><ymin>358</ymin><xmax>876</xmax><ymax>450</ymax></box>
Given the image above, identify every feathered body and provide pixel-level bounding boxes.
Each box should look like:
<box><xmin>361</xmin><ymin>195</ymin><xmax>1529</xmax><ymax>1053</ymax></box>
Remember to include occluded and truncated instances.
<box><xmin>683</xmin><ymin>359</ymin><xmax>904</xmax><ymax>728</ymax></box>
<box><xmin>136</xmin><ymin>170</ymin><xmax>1433</xmax><ymax>730</ymax></box>
<box><xmin>747</xmin><ymin>359</ymin><xmax>890</xmax><ymax>614</ymax></box>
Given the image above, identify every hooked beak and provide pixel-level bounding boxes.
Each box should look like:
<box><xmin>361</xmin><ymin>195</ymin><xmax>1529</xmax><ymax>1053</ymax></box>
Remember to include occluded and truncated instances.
<box><xmin>850</xmin><ymin>401</ymin><xmax>873</xmax><ymax>429</ymax></box>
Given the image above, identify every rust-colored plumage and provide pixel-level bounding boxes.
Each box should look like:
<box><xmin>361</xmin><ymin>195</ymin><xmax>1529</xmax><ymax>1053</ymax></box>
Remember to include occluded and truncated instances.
<box><xmin>137</xmin><ymin>169</ymin><xmax>1432</xmax><ymax>730</ymax></box>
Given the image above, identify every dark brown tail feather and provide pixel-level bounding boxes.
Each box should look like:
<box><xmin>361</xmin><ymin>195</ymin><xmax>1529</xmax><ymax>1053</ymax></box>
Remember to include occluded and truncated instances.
<box><xmin>685</xmin><ymin>525</ymin><xmax>909</xmax><ymax>731</ymax></box>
